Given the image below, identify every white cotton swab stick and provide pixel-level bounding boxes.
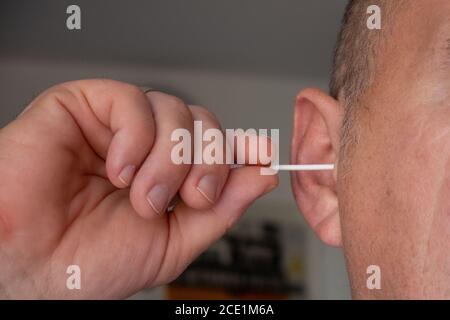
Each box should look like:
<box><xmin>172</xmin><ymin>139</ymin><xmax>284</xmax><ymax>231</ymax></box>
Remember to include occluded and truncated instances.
<box><xmin>271</xmin><ymin>164</ymin><xmax>335</xmax><ymax>171</ymax></box>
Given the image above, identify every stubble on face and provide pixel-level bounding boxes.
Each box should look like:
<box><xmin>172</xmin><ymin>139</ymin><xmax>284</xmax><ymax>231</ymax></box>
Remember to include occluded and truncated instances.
<box><xmin>338</xmin><ymin>0</ymin><xmax>450</xmax><ymax>299</ymax></box>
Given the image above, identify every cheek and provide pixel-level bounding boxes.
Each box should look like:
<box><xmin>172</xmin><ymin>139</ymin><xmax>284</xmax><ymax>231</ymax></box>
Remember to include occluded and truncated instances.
<box><xmin>338</xmin><ymin>113</ymin><xmax>450</xmax><ymax>295</ymax></box>
<box><xmin>353</xmin><ymin>108</ymin><xmax>450</xmax><ymax>215</ymax></box>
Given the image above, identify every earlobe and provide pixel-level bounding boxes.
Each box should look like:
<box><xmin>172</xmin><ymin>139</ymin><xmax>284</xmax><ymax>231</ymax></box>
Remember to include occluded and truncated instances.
<box><xmin>290</xmin><ymin>88</ymin><xmax>343</xmax><ymax>247</ymax></box>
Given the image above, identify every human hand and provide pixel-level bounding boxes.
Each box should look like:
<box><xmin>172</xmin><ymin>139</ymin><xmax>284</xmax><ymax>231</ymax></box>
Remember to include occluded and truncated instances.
<box><xmin>0</xmin><ymin>79</ymin><xmax>278</xmax><ymax>299</ymax></box>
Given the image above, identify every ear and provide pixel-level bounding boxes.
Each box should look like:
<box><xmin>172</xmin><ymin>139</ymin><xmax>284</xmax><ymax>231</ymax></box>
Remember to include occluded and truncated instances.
<box><xmin>290</xmin><ymin>88</ymin><xmax>343</xmax><ymax>247</ymax></box>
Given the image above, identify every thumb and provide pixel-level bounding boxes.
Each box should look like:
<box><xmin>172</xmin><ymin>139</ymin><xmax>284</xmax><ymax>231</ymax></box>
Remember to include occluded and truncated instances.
<box><xmin>153</xmin><ymin>166</ymin><xmax>278</xmax><ymax>284</ymax></box>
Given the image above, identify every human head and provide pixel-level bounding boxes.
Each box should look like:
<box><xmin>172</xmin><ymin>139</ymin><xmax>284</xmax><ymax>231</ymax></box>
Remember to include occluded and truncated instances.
<box><xmin>291</xmin><ymin>0</ymin><xmax>450</xmax><ymax>298</ymax></box>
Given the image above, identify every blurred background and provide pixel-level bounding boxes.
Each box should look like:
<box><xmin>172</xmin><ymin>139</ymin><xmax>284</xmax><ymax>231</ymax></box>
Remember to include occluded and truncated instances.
<box><xmin>0</xmin><ymin>0</ymin><xmax>350</xmax><ymax>299</ymax></box>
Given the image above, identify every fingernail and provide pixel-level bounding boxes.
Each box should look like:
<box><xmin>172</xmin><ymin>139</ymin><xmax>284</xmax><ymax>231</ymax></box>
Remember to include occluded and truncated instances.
<box><xmin>197</xmin><ymin>175</ymin><xmax>219</xmax><ymax>204</ymax></box>
<box><xmin>146</xmin><ymin>184</ymin><xmax>169</xmax><ymax>215</ymax></box>
<box><xmin>118</xmin><ymin>165</ymin><xmax>136</xmax><ymax>186</ymax></box>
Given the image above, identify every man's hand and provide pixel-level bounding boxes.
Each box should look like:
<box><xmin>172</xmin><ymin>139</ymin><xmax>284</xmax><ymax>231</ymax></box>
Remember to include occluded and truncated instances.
<box><xmin>0</xmin><ymin>79</ymin><xmax>278</xmax><ymax>299</ymax></box>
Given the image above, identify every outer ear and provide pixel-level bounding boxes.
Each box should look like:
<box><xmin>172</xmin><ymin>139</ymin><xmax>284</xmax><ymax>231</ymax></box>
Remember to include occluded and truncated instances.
<box><xmin>290</xmin><ymin>88</ymin><xmax>343</xmax><ymax>247</ymax></box>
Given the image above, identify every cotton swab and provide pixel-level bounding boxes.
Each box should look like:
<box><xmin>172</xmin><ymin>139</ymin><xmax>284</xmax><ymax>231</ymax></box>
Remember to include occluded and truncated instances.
<box><xmin>270</xmin><ymin>164</ymin><xmax>335</xmax><ymax>171</ymax></box>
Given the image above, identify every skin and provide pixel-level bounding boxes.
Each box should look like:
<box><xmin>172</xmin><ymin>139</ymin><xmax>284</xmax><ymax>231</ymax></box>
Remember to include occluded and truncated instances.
<box><xmin>291</xmin><ymin>0</ymin><xmax>450</xmax><ymax>299</ymax></box>
<box><xmin>1</xmin><ymin>0</ymin><xmax>448</xmax><ymax>300</ymax></box>
<box><xmin>0</xmin><ymin>79</ymin><xmax>277</xmax><ymax>299</ymax></box>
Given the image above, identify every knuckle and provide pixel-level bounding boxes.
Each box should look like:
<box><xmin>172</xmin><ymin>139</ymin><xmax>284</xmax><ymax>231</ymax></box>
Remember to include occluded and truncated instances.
<box><xmin>44</xmin><ymin>83</ymin><xmax>74</xmax><ymax>98</ymax></box>
<box><xmin>163</xmin><ymin>95</ymin><xmax>193</xmax><ymax>125</ymax></box>
<box><xmin>165</xmin><ymin>95</ymin><xmax>188</xmax><ymax>112</ymax></box>
<box><xmin>110</xmin><ymin>82</ymin><xmax>147</xmax><ymax>103</ymax></box>
<box><xmin>189</xmin><ymin>105</ymin><xmax>220</xmax><ymax>126</ymax></box>
<box><xmin>37</xmin><ymin>84</ymin><xmax>78</xmax><ymax>110</ymax></box>
<box><xmin>122</xmin><ymin>83</ymin><xmax>144</xmax><ymax>99</ymax></box>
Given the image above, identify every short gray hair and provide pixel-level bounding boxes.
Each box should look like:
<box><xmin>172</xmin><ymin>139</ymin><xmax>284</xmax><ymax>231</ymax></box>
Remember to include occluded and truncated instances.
<box><xmin>330</xmin><ymin>0</ymin><xmax>405</xmax><ymax>153</ymax></box>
